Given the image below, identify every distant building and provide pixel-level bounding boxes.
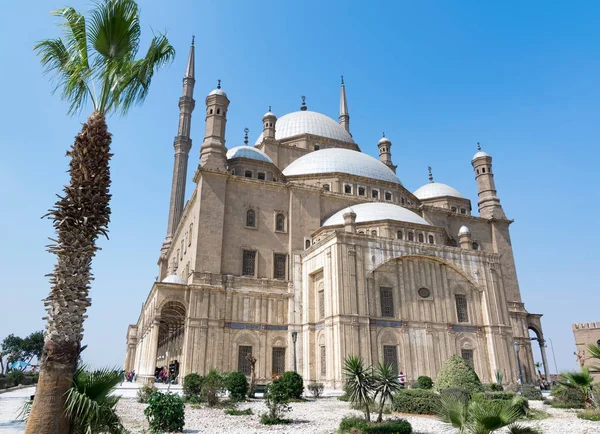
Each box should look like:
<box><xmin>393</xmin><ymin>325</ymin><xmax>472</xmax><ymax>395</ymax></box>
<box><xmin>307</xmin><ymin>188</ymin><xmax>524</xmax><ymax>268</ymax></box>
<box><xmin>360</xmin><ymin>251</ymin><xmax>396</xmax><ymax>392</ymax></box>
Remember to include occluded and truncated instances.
<box><xmin>123</xmin><ymin>40</ymin><xmax>547</xmax><ymax>387</ymax></box>
<box><xmin>573</xmin><ymin>322</ymin><xmax>600</xmax><ymax>380</ymax></box>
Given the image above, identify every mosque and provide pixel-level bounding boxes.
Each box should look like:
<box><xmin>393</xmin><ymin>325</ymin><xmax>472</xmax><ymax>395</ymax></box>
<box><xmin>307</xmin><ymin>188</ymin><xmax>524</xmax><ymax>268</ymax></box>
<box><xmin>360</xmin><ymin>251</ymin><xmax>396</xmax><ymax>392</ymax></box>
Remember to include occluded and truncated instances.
<box><xmin>123</xmin><ymin>41</ymin><xmax>548</xmax><ymax>387</ymax></box>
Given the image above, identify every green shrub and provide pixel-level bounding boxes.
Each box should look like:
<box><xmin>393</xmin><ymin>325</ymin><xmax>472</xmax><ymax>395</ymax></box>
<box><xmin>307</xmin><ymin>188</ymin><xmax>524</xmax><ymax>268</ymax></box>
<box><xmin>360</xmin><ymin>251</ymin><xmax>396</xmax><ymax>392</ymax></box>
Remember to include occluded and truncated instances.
<box><xmin>259</xmin><ymin>413</ymin><xmax>292</xmax><ymax>425</ymax></box>
<box><xmin>392</xmin><ymin>389</ymin><xmax>440</xmax><ymax>415</ymax></box>
<box><xmin>551</xmin><ymin>384</ymin><xmax>585</xmax><ymax>409</ymax></box>
<box><xmin>521</xmin><ymin>384</ymin><xmax>543</xmax><ymax>400</ymax></box>
<box><xmin>414</xmin><ymin>375</ymin><xmax>433</xmax><ymax>390</ymax></box>
<box><xmin>281</xmin><ymin>371</ymin><xmax>304</xmax><ymax>399</ymax></box>
<box><xmin>0</xmin><ymin>377</ymin><xmax>10</xmax><ymax>389</ymax></box>
<box><xmin>224</xmin><ymin>407</ymin><xmax>253</xmax><ymax>416</ymax></box>
<box><xmin>440</xmin><ymin>387</ymin><xmax>471</xmax><ymax>402</ymax></box>
<box><xmin>137</xmin><ymin>383</ymin><xmax>158</xmax><ymax>403</ymax></box>
<box><xmin>183</xmin><ymin>373</ymin><xmax>203</xmax><ymax>399</ymax></box>
<box><xmin>578</xmin><ymin>409</ymin><xmax>600</xmax><ymax>421</ymax></box>
<box><xmin>488</xmin><ymin>382</ymin><xmax>504</xmax><ymax>391</ymax></box>
<box><xmin>472</xmin><ymin>392</ymin><xmax>528</xmax><ymax>417</ymax></box>
<box><xmin>144</xmin><ymin>392</ymin><xmax>185</xmax><ymax>433</ymax></box>
<box><xmin>472</xmin><ymin>391</ymin><xmax>516</xmax><ymax>401</ymax></box>
<box><xmin>20</xmin><ymin>373</ymin><xmax>39</xmax><ymax>386</ymax></box>
<box><xmin>339</xmin><ymin>416</ymin><xmax>413</xmax><ymax>433</ymax></box>
<box><xmin>225</xmin><ymin>371</ymin><xmax>248</xmax><ymax>401</ymax></box>
<box><xmin>435</xmin><ymin>355</ymin><xmax>483</xmax><ymax>393</ymax></box>
<box><xmin>261</xmin><ymin>375</ymin><xmax>292</xmax><ymax>425</ymax></box>
<box><xmin>202</xmin><ymin>369</ymin><xmax>225</xmax><ymax>407</ymax></box>
<box><xmin>7</xmin><ymin>370</ymin><xmax>25</xmax><ymax>387</ymax></box>
<box><xmin>307</xmin><ymin>382</ymin><xmax>324</xmax><ymax>398</ymax></box>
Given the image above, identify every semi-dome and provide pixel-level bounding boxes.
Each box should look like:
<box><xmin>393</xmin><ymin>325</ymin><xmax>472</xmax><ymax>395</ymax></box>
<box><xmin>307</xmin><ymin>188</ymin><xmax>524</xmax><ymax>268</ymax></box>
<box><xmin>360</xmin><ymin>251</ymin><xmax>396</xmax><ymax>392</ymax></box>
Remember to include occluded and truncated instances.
<box><xmin>413</xmin><ymin>182</ymin><xmax>463</xmax><ymax>200</ymax></box>
<box><xmin>162</xmin><ymin>274</ymin><xmax>185</xmax><ymax>284</ymax></box>
<box><xmin>283</xmin><ymin>148</ymin><xmax>402</xmax><ymax>185</ymax></box>
<box><xmin>323</xmin><ymin>202</ymin><xmax>429</xmax><ymax>227</ymax></box>
<box><xmin>226</xmin><ymin>146</ymin><xmax>273</xmax><ymax>163</ymax></box>
<box><xmin>254</xmin><ymin>110</ymin><xmax>355</xmax><ymax>145</ymax></box>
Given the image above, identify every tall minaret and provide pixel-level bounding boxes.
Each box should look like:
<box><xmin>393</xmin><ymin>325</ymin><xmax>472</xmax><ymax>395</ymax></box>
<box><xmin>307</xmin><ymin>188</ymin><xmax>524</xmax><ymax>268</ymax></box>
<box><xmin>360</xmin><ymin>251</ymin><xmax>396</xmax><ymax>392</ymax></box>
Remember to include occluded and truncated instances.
<box><xmin>378</xmin><ymin>132</ymin><xmax>397</xmax><ymax>174</ymax></box>
<box><xmin>162</xmin><ymin>38</ymin><xmax>196</xmax><ymax>252</ymax></box>
<box><xmin>339</xmin><ymin>76</ymin><xmax>350</xmax><ymax>132</ymax></box>
<box><xmin>472</xmin><ymin>142</ymin><xmax>505</xmax><ymax>219</ymax></box>
<box><xmin>199</xmin><ymin>80</ymin><xmax>230</xmax><ymax>171</ymax></box>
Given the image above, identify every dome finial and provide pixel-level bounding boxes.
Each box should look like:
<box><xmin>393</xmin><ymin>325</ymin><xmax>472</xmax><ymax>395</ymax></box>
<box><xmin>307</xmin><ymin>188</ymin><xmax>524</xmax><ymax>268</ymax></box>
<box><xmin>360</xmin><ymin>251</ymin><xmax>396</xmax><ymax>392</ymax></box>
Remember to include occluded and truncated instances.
<box><xmin>382</xmin><ymin>131</ymin><xmax>385</xmax><ymax>138</ymax></box>
<box><xmin>191</xmin><ymin>35</ymin><xmax>195</xmax><ymax>46</ymax></box>
<box><xmin>428</xmin><ymin>166</ymin><xmax>434</xmax><ymax>183</ymax></box>
<box><xmin>477</xmin><ymin>141</ymin><xmax>481</xmax><ymax>151</ymax></box>
<box><xmin>244</xmin><ymin>128</ymin><xmax>249</xmax><ymax>146</ymax></box>
<box><xmin>341</xmin><ymin>75</ymin><xmax>344</xmax><ymax>85</ymax></box>
<box><xmin>268</xmin><ymin>105</ymin><xmax>271</xmax><ymax>112</ymax></box>
<box><xmin>217</xmin><ymin>79</ymin><xmax>221</xmax><ymax>89</ymax></box>
<box><xmin>301</xmin><ymin>95</ymin><xmax>307</xmax><ymax>111</ymax></box>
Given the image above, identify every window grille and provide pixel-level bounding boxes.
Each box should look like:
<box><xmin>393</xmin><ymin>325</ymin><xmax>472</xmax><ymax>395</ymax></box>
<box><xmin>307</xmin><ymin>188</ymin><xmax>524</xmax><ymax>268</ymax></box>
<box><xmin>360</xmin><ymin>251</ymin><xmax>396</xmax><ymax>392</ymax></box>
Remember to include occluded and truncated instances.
<box><xmin>418</xmin><ymin>233</ymin><xmax>424</xmax><ymax>243</ymax></box>
<box><xmin>319</xmin><ymin>290</ymin><xmax>325</xmax><ymax>319</ymax></box>
<box><xmin>383</xmin><ymin>345</ymin><xmax>399</xmax><ymax>374</ymax></box>
<box><xmin>455</xmin><ymin>294</ymin><xmax>469</xmax><ymax>323</ymax></box>
<box><xmin>242</xmin><ymin>250</ymin><xmax>256</xmax><ymax>276</ymax></box>
<box><xmin>428</xmin><ymin>235</ymin><xmax>434</xmax><ymax>244</ymax></box>
<box><xmin>245</xmin><ymin>171</ymin><xmax>252</xmax><ymax>178</ymax></box>
<box><xmin>408</xmin><ymin>232</ymin><xmax>414</xmax><ymax>241</ymax></box>
<box><xmin>358</xmin><ymin>187</ymin><xmax>365</xmax><ymax>196</ymax></box>
<box><xmin>320</xmin><ymin>345</ymin><xmax>326</xmax><ymax>376</ymax></box>
<box><xmin>238</xmin><ymin>346</ymin><xmax>253</xmax><ymax>375</ymax></box>
<box><xmin>276</xmin><ymin>213</ymin><xmax>285</xmax><ymax>232</ymax></box>
<box><xmin>344</xmin><ymin>184</ymin><xmax>352</xmax><ymax>194</ymax></box>
<box><xmin>397</xmin><ymin>231</ymin><xmax>403</xmax><ymax>240</ymax></box>
<box><xmin>257</xmin><ymin>172</ymin><xmax>266</xmax><ymax>180</ymax></box>
<box><xmin>372</xmin><ymin>190</ymin><xmax>379</xmax><ymax>199</ymax></box>
<box><xmin>274</xmin><ymin>254</ymin><xmax>286</xmax><ymax>280</ymax></box>
<box><xmin>272</xmin><ymin>347</ymin><xmax>286</xmax><ymax>375</ymax></box>
<box><xmin>461</xmin><ymin>349</ymin><xmax>474</xmax><ymax>368</ymax></box>
<box><xmin>380</xmin><ymin>287</ymin><xmax>394</xmax><ymax>317</ymax></box>
<box><xmin>246</xmin><ymin>210</ymin><xmax>256</xmax><ymax>227</ymax></box>
<box><xmin>385</xmin><ymin>192</ymin><xmax>392</xmax><ymax>201</ymax></box>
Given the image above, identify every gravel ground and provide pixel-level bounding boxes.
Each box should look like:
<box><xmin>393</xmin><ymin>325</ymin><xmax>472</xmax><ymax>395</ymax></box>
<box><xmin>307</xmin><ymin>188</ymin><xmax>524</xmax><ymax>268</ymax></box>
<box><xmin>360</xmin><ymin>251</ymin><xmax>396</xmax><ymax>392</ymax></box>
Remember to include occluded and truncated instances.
<box><xmin>116</xmin><ymin>397</ymin><xmax>600</xmax><ymax>434</ymax></box>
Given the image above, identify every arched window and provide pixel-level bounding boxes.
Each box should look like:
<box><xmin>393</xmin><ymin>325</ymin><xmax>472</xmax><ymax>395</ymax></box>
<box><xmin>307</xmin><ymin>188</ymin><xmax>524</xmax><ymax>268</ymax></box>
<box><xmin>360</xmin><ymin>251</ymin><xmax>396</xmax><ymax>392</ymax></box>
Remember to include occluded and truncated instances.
<box><xmin>358</xmin><ymin>187</ymin><xmax>365</xmax><ymax>196</ymax></box>
<box><xmin>460</xmin><ymin>208</ymin><xmax>466</xmax><ymax>215</ymax></box>
<box><xmin>217</xmin><ymin>108</ymin><xmax>220</xmax><ymax>115</ymax></box>
<box><xmin>451</xmin><ymin>207</ymin><xmax>457</xmax><ymax>213</ymax></box>
<box><xmin>188</xmin><ymin>223</ymin><xmax>193</xmax><ymax>246</ymax></box>
<box><xmin>257</xmin><ymin>172</ymin><xmax>266</xmax><ymax>180</ymax></box>
<box><xmin>418</xmin><ymin>233</ymin><xmax>424</xmax><ymax>243</ymax></box>
<box><xmin>344</xmin><ymin>184</ymin><xmax>352</xmax><ymax>194</ymax></box>
<box><xmin>372</xmin><ymin>190</ymin><xmax>379</xmax><ymax>199</ymax></box>
<box><xmin>305</xmin><ymin>239</ymin><xmax>311</xmax><ymax>249</ymax></box>
<box><xmin>472</xmin><ymin>242</ymin><xmax>479</xmax><ymax>250</ymax></box>
<box><xmin>428</xmin><ymin>235</ymin><xmax>434</xmax><ymax>244</ymax></box>
<box><xmin>209</xmin><ymin>109</ymin><xmax>213</xmax><ymax>115</ymax></box>
<box><xmin>597</xmin><ymin>339</ymin><xmax>600</xmax><ymax>347</ymax></box>
<box><xmin>408</xmin><ymin>232</ymin><xmax>414</xmax><ymax>241</ymax></box>
<box><xmin>245</xmin><ymin>170</ymin><xmax>252</xmax><ymax>178</ymax></box>
<box><xmin>401</xmin><ymin>198</ymin><xmax>405</xmax><ymax>204</ymax></box>
<box><xmin>246</xmin><ymin>209</ymin><xmax>256</xmax><ymax>227</ymax></box>
<box><xmin>358</xmin><ymin>230</ymin><xmax>365</xmax><ymax>235</ymax></box>
<box><xmin>476</xmin><ymin>169</ymin><xmax>479</xmax><ymax>174</ymax></box>
<box><xmin>385</xmin><ymin>192</ymin><xmax>392</xmax><ymax>201</ymax></box>
<box><xmin>371</xmin><ymin>230</ymin><xmax>377</xmax><ymax>236</ymax></box>
<box><xmin>323</xmin><ymin>184</ymin><xmax>330</xmax><ymax>191</ymax></box>
<box><xmin>482</xmin><ymin>167</ymin><xmax>486</xmax><ymax>173</ymax></box>
<box><xmin>275</xmin><ymin>213</ymin><xmax>285</xmax><ymax>232</ymax></box>
<box><xmin>397</xmin><ymin>231</ymin><xmax>403</xmax><ymax>240</ymax></box>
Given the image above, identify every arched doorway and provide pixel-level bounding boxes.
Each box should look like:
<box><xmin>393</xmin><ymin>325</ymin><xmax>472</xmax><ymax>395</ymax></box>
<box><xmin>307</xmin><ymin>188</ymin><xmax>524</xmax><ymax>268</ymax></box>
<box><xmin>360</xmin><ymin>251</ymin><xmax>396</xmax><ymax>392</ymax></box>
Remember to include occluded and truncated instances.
<box><xmin>156</xmin><ymin>301</ymin><xmax>186</xmax><ymax>382</ymax></box>
<box><xmin>527</xmin><ymin>316</ymin><xmax>550</xmax><ymax>383</ymax></box>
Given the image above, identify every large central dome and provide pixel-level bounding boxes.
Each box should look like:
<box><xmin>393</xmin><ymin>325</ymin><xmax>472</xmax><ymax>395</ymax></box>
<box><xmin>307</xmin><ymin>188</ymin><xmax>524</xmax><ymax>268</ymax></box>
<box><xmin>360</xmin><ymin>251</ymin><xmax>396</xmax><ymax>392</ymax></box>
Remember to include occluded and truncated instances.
<box><xmin>254</xmin><ymin>111</ymin><xmax>355</xmax><ymax>145</ymax></box>
<box><xmin>283</xmin><ymin>148</ymin><xmax>402</xmax><ymax>185</ymax></box>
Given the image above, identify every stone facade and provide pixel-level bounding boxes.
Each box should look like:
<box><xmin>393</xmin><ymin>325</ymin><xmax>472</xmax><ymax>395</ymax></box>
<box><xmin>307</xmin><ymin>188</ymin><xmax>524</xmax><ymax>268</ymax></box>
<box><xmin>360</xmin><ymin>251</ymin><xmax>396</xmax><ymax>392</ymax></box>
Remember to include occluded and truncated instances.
<box><xmin>573</xmin><ymin>322</ymin><xmax>600</xmax><ymax>380</ymax></box>
<box><xmin>124</xmin><ymin>43</ymin><xmax>546</xmax><ymax>387</ymax></box>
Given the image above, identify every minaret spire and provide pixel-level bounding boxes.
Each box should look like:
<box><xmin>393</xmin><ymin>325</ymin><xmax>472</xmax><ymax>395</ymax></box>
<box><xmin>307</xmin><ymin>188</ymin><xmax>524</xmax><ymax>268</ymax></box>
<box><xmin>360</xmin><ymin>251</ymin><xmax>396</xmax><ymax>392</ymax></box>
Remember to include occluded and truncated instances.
<box><xmin>339</xmin><ymin>75</ymin><xmax>350</xmax><ymax>132</ymax></box>
<box><xmin>428</xmin><ymin>166</ymin><xmax>434</xmax><ymax>183</ymax></box>
<box><xmin>162</xmin><ymin>38</ymin><xmax>196</xmax><ymax>254</ymax></box>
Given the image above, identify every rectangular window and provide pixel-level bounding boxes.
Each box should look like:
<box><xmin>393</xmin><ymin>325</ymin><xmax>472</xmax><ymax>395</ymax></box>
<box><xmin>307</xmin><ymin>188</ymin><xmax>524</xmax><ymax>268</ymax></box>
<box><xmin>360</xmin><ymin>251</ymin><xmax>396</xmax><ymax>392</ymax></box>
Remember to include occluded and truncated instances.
<box><xmin>461</xmin><ymin>349</ymin><xmax>474</xmax><ymax>368</ymax></box>
<box><xmin>383</xmin><ymin>345</ymin><xmax>399</xmax><ymax>375</ymax></box>
<box><xmin>320</xmin><ymin>345</ymin><xmax>326</xmax><ymax>376</ymax></box>
<box><xmin>258</xmin><ymin>172</ymin><xmax>266</xmax><ymax>180</ymax></box>
<box><xmin>455</xmin><ymin>294</ymin><xmax>469</xmax><ymax>323</ymax></box>
<box><xmin>238</xmin><ymin>346</ymin><xmax>253</xmax><ymax>375</ymax></box>
<box><xmin>358</xmin><ymin>186</ymin><xmax>366</xmax><ymax>196</ymax></box>
<box><xmin>380</xmin><ymin>287</ymin><xmax>394</xmax><ymax>318</ymax></box>
<box><xmin>274</xmin><ymin>254</ymin><xmax>286</xmax><ymax>280</ymax></box>
<box><xmin>242</xmin><ymin>250</ymin><xmax>256</xmax><ymax>276</ymax></box>
<box><xmin>319</xmin><ymin>290</ymin><xmax>325</xmax><ymax>319</ymax></box>
<box><xmin>344</xmin><ymin>184</ymin><xmax>352</xmax><ymax>194</ymax></box>
<box><xmin>272</xmin><ymin>347</ymin><xmax>286</xmax><ymax>375</ymax></box>
<box><xmin>385</xmin><ymin>191</ymin><xmax>392</xmax><ymax>201</ymax></box>
<box><xmin>372</xmin><ymin>190</ymin><xmax>379</xmax><ymax>199</ymax></box>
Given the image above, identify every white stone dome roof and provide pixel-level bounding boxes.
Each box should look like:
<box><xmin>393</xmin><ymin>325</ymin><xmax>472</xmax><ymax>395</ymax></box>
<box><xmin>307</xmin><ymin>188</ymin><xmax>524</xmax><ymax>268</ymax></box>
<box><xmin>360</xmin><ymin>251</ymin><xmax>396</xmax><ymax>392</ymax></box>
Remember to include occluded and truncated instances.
<box><xmin>254</xmin><ymin>110</ymin><xmax>354</xmax><ymax>145</ymax></box>
<box><xmin>458</xmin><ymin>225</ymin><xmax>471</xmax><ymax>235</ymax></box>
<box><xmin>472</xmin><ymin>150</ymin><xmax>490</xmax><ymax>160</ymax></box>
<box><xmin>227</xmin><ymin>146</ymin><xmax>273</xmax><ymax>163</ymax></box>
<box><xmin>413</xmin><ymin>182</ymin><xmax>463</xmax><ymax>200</ymax></box>
<box><xmin>283</xmin><ymin>148</ymin><xmax>402</xmax><ymax>185</ymax></box>
<box><xmin>162</xmin><ymin>274</ymin><xmax>185</xmax><ymax>284</ymax></box>
<box><xmin>378</xmin><ymin>136</ymin><xmax>391</xmax><ymax>145</ymax></box>
<box><xmin>323</xmin><ymin>202</ymin><xmax>429</xmax><ymax>227</ymax></box>
<box><xmin>263</xmin><ymin>111</ymin><xmax>276</xmax><ymax>119</ymax></box>
<box><xmin>208</xmin><ymin>88</ymin><xmax>227</xmax><ymax>97</ymax></box>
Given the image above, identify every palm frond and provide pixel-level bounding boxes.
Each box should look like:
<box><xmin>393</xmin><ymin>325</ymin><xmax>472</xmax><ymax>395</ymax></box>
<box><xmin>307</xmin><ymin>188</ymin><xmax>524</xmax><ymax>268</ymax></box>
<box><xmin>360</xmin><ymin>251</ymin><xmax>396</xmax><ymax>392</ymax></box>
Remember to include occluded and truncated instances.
<box><xmin>469</xmin><ymin>399</ymin><xmax>521</xmax><ymax>432</ymax></box>
<box><xmin>587</xmin><ymin>344</ymin><xmax>600</xmax><ymax>371</ymax></box>
<box><xmin>88</xmin><ymin>0</ymin><xmax>140</xmax><ymax>61</ymax></box>
<box><xmin>506</xmin><ymin>423</ymin><xmax>542</xmax><ymax>434</ymax></box>
<box><xmin>54</xmin><ymin>7</ymin><xmax>89</xmax><ymax>68</ymax></box>
<box><xmin>437</xmin><ymin>393</ymin><xmax>470</xmax><ymax>430</ymax></box>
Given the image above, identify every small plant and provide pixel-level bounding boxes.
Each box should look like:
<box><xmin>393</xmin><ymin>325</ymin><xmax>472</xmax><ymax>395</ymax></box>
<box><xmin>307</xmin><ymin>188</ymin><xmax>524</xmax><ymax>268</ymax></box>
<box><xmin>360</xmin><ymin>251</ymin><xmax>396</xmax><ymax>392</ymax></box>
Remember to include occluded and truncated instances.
<box><xmin>307</xmin><ymin>382</ymin><xmax>324</xmax><ymax>398</ymax></box>
<box><xmin>436</xmin><ymin>355</ymin><xmax>484</xmax><ymax>393</ymax></box>
<box><xmin>183</xmin><ymin>373</ymin><xmax>203</xmax><ymax>400</ymax></box>
<box><xmin>343</xmin><ymin>356</ymin><xmax>374</xmax><ymax>421</ymax></box>
<box><xmin>225</xmin><ymin>371</ymin><xmax>248</xmax><ymax>401</ymax></box>
<box><xmin>201</xmin><ymin>369</ymin><xmax>224</xmax><ymax>407</ymax></box>
<box><xmin>7</xmin><ymin>370</ymin><xmax>25</xmax><ymax>387</ymax></box>
<box><xmin>392</xmin><ymin>389</ymin><xmax>440</xmax><ymax>415</ymax></box>
<box><xmin>225</xmin><ymin>406</ymin><xmax>253</xmax><ymax>416</ymax></box>
<box><xmin>260</xmin><ymin>375</ymin><xmax>292</xmax><ymax>425</ymax></box>
<box><xmin>521</xmin><ymin>384</ymin><xmax>543</xmax><ymax>400</ymax></box>
<box><xmin>281</xmin><ymin>371</ymin><xmax>304</xmax><ymax>399</ymax></box>
<box><xmin>414</xmin><ymin>375</ymin><xmax>433</xmax><ymax>390</ymax></box>
<box><xmin>339</xmin><ymin>416</ymin><xmax>412</xmax><ymax>433</ymax></box>
<box><xmin>144</xmin><ymin>391</ymin><xmax>185</xmax><ymax>433</ymax></box>
<box><xmin>373</xmin><ymin>361</ymin><xmax>402</xmax><ymax>422</ymax></box>
<box><xmin>559</xmin><ymin>367</ymin><xmax>596</xmax><ymax>408</ymax></box>
<box><xmin>137</xmin><ymin>383</ymin><xmax>158</xmax><ymax>403</ymax></box>
<box><xmin>578</xmin><ymin>409</ymin><xmax>600</xmax><ymax>421</ymax></box>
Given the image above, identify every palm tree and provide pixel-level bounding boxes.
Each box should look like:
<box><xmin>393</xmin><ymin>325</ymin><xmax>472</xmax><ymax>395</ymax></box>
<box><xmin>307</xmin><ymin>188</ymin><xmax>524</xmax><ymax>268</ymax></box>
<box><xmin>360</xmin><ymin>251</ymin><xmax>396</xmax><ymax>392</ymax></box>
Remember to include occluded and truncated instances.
<box><xmin>27</xmin><ymin>2</ymin><xmax>174</xmax><ymax>432</ymax></box>
<box><xmin>558</xmin><ymin>367</ymin><xmax>596</xmax><ymax>408</ymax></box>
<box><xmin>372</xmin><ymin>361</ymin><xmax>401</xmax><ymax>422</ymax></box>
<box><xmin>343</xmin><ymin>356</ymin><xmax>374</xmax><ymax>421</ymax></box>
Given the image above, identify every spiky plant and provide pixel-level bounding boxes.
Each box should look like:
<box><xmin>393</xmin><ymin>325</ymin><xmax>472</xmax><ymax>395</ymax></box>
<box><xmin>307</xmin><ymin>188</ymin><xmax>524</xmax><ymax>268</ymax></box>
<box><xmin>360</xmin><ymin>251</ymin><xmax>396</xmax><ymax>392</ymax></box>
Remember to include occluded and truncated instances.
<box><xmin>28</xmin><ymin>2</ymin><xmax>174</xmax><ymax>432</ymax></box>
<box><xmin>558</xmin><ymin>367</ymin><xmax>596</xmax><ymax>408</ymax></box>
<box><xmin>372</xmin><ymin>361</ymin><xmax>401</xmax><ymax>422</ymax></box>
<box><xmin>495</xmin><ymin>369</ymin><xmax>503</xmax><ymax>387</ymax></box>
<box><xmin>343</xmin><ymin>356</ymin><xmax>374</xmax><ymax>421</ymax></box>
<box><xmin>587</xmin><ymin>344</ymin><xmax>600</xmax><ymax>371</ymax></box>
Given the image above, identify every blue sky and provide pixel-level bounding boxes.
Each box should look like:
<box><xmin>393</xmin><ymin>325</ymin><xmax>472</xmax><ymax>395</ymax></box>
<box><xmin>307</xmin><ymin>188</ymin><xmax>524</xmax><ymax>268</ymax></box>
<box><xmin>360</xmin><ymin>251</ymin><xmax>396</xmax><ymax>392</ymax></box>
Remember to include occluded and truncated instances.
<box><xmin>1</xmin><ymin>0</ymin><xmax>599</xmax><ymax>373</ymax></box>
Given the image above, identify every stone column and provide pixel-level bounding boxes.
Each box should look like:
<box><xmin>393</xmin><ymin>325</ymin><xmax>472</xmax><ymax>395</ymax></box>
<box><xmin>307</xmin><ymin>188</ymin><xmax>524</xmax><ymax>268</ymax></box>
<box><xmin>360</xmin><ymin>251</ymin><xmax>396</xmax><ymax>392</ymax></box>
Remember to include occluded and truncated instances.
<box><xmin>539</xmin><ymin>339</ymin><xmax>550</xmax><ymax>382</ymax></box>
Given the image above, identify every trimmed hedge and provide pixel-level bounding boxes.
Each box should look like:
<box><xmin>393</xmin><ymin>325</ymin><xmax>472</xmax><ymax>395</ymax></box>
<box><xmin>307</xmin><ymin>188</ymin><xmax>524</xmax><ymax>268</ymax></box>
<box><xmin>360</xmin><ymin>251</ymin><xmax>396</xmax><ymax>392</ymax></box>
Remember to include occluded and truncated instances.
<box><xmin>435</xmin><ymin>355</ymin><xmax>483</xmax><ymax>393</ymax></box>
<box><xmin>521</xmin><ymin>384</ymin><xmax>543</xmax><ymax>400</ymax></box>
<box><xmin>414</xmin><ymin>376</ymin><xmax>433</xmax><ymax>390</ymax></box>
<box><xmin>472</xmin><ymin>391</ymin><xmax>516</xmax><ymax>401</ymax></box>
<box><xmin>551</xmin><ymin>385</ymin><xmax>585</xmax><ymax>409</ymax></box>
<box><xmin>280</xmin><ymin>371</ymin><xmax>304</xmax><ymax>399</ymax></box>
<box><xmin>225</xmin><ymin>371</ymin><xmax>248</xmax><ymax>401</ymax></box>
<box><xmin>578</xmin><ymin>409</ymin><xmax>600</xmax><ymax>421</ymax></box>
<box><xmin>472</xmin><ymin>392</ymin><xmax>528</xmax><ymax>417</ymax></box>
<box><xmin>392</xmin><ymin>389</ymin><xmax>440</xmax><ymax>415</ymax></box>
<box><xmin>183</xmin><ymin>373</ymin><xmax>203</xmax><ymax>399</ymax></box>
<box><xmin>339</xmin><ymin>416</ymin><xmax>412</xmax><ymax>434</ymax></box>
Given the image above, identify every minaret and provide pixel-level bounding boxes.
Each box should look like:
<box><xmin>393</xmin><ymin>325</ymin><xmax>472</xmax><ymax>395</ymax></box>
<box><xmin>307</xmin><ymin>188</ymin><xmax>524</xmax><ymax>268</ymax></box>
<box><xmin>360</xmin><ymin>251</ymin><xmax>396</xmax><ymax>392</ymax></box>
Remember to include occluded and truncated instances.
<box><xmin>263</xmin><ymin>106</ymin><xmax>276</xmax><ymax>139</ymax></box>
<box><xmin>472</xmin><ymin>142</ymin><xmax>505</xmax><ymax>219</ymax></box>
<box><xmin>378</xmin><ymin>132</ymin><xmax>397</xmax><ymax>174</ymax></box>
<box><xmin>339</xmin><ymin>76</ymin><xmax>350</xmax><ymax>132</ymax></box>
<box><xmin>199</xmin><ymin>79</ymin><xmax>230</xmax><ymax>171</ymax></box>
<box><xmin>162</xmin><ymin>38</ymin><xmax>196</xmax><ymax>252</ymax></box>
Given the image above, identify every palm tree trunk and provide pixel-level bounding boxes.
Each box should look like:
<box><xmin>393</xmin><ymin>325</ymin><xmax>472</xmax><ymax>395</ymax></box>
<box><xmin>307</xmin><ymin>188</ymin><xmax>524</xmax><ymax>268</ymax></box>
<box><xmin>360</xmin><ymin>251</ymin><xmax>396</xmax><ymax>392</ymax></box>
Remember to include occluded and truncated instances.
<box><xmin>377</xmin><ymin>397</ymin><xmax>384</xmax><ymax>422</ymax></box>
<box><xmin>25</xmin><ymin>112</ymin><xmax>112</xmax><ymax>434</ymax></box>
<box><xmin>365</xmin><ymin>402</ymin><xmax>370</xmax><ymax>422</ymax></box>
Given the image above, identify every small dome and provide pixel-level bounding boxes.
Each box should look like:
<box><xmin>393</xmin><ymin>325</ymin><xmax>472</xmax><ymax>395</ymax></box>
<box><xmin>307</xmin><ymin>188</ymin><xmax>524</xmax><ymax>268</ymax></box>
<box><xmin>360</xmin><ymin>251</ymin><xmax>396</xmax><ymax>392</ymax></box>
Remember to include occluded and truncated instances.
<box><xmin>378</xmin><ymin>136</ymin><xmax>391</xmax><ymax>145</ymax></box>
<box><xmin>208</xmin><ymin>88</ymin><xmax>227</xmax><ymax>97</ymax></box>
<box><xmin>283</xmin><ymin>148</ymin><xmax>402</xmax><ymax>185</ymax></box>
<box><xmin>254</xmin><ymin>110</ymin><xmax>354</xmax><ymax>145</ymax></box>
<box><xmin>472</xmin><ymin>151</ymin><xmax>490</xmax><ymax>160</ymax></box>
<box><xmin>458</xmin><ymin>225</ymin><xmax>471</xmax><ymax>235</ymax></box>
<box><xmin>263</xmin><ymin>111</ymin><xmax>276</xmax><ymax>119</ymax></box>
<box><xmin>226</xmin><ymin>146</ymin><xmax>273</xmax><ymax>163</ymax></box>
<box><xmin>323</xmin><ymin>203</ymin><xmax>429</xmax><ymax>227</ymax></box>
<box><xmin>413</xmin><ymin>182</ymin><xmax>463</xmax><ymax>200</ymax></box>
<box><xmin>162</xmin><ymin>274</ymin><xmax>185</xmax><ymax>284</ymax></box>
